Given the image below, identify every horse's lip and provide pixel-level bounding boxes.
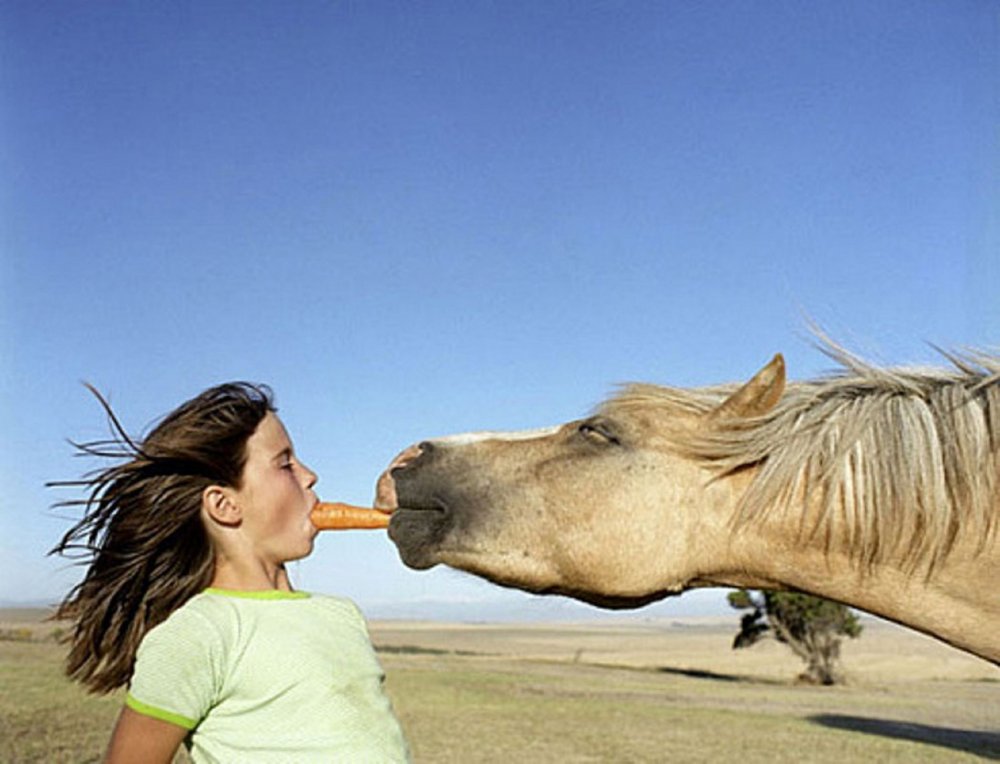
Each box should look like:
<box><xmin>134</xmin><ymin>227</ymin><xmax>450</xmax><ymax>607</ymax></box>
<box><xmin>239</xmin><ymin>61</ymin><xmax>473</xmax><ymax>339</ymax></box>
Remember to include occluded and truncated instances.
<box><xmin>390</xmin><ymin>502</ymin><xmax>448</xmax><ymax>516</ymax></box>
<box><xmin>387</xmin><ymin>502</ymin><xmax>450</xmax><ymax>541</ymax></box>
<box><xmin>392</xmin><ymin>488</ymin><xmax>450</xmax><ymax>515</ymax></box>
<box><xmin>387</xmin><ymin>500</ymin><xmax>452</xmax><ymax>570</ymax></box>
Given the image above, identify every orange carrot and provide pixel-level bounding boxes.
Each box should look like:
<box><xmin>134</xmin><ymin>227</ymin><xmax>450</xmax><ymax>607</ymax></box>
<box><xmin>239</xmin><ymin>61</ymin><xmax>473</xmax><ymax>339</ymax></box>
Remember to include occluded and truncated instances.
<box><xmin>311</xmin><ymin>502</ymin><xmax>391</xmax><ymax>531</ymax></box>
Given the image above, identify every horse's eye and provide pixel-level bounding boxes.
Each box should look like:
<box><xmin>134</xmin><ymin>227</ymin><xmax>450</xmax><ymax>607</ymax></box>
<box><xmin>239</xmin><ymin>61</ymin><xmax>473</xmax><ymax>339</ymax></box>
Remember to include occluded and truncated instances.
<box><xmin>578</xmin><ymin>421</ymin><xmax>621</xmax><ymax>447</ymax></box>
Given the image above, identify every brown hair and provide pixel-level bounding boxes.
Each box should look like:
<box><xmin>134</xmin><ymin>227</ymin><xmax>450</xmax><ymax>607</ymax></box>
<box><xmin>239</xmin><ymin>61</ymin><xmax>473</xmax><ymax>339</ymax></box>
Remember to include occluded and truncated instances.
<box><xmin>49</xmin><ymin>382</ymin><xmax>275</xmax><ymax>693</ymax></box>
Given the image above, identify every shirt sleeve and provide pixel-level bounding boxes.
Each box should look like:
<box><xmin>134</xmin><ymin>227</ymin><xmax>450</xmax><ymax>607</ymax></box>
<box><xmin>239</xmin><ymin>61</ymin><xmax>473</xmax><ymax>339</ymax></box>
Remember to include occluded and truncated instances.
<box><xmin>125</xmin><ymin>605</ymin><xmax>223</xmax><ymax>730</ymax></box>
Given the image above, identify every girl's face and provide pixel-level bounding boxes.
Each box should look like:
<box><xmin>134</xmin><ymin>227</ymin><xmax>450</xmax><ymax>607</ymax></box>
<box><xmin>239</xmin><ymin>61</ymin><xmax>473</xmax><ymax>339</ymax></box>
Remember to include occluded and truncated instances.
<box><xmin>232</xmin><ymin>412</ymin><xmax>319</xmax><ymax>565</ymax></box>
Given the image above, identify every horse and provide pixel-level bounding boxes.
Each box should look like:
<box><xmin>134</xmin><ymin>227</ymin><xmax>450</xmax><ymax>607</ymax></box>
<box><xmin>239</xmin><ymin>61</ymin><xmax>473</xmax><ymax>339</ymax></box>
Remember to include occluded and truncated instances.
<box><xmin>380</xmin><ymin>344</ymin><xmax>1000</xmax><ymax>664</ymax></box>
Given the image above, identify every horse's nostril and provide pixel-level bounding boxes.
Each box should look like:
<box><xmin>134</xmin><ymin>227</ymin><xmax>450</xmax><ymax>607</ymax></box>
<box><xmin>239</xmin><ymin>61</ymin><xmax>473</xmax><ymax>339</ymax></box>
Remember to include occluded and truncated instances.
<box><xmin>417</xmin><ymin>441</ymin><xmax>435</xmax><ymax>455</ymax></box>
<box><xmin>389</xmin><ymin>442</ymin><xmax>430</xmax><ymax>476</ymax></box>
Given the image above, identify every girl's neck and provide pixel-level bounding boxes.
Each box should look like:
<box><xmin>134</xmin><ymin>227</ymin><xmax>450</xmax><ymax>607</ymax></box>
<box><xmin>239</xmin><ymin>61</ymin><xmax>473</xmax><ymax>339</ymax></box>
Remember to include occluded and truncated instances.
<box><xmin>210</xmin><ymin>559</ymin><xmax>293</xmax><ymax>592</ymax></box>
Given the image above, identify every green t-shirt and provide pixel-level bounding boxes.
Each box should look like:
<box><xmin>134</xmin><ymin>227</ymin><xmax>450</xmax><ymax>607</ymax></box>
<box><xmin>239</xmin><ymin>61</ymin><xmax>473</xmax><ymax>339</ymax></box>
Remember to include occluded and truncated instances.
<box><xmin>126</xmin><ymin>589</ymin><xmax>409</xmax><ymax>763</ymax></box>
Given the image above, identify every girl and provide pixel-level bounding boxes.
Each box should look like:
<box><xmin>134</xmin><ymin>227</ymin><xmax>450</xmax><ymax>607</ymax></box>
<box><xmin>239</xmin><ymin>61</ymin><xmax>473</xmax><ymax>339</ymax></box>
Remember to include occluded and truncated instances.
<box><xmin>51</xmin><ymin>382</ymin><xmax>409</xmax><ymax>763</ymax></box>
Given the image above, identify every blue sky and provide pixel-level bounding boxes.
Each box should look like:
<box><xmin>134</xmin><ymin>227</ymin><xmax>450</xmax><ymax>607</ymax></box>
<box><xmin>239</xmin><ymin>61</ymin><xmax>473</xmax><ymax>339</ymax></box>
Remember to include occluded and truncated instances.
<box><xmin>2</xmin><ymin>1</ymin><xmax>997</xmax><ymax>620</ymax></box>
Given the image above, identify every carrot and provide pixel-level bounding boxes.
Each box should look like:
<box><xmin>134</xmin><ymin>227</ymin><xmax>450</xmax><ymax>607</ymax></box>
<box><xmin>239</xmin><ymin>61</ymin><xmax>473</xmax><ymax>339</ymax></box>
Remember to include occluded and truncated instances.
<box><xmin>310</xmin><ymin>502</ymin><xmax>392</xmax><ymax>531</ymax></box>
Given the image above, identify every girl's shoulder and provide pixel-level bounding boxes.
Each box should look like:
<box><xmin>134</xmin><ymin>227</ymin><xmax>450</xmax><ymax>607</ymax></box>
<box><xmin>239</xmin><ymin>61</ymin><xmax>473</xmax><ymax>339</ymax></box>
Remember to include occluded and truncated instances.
<box><xmin>303</xmin><ymin>592</ymin><xmax>366</xmax><ymax>621</ymax></box>
<box><xmin>134</xmin><ymin>593</ymin><xmax>231</xmax><ymax>672</ymax></box>
<box><xmin>142</xmin><ymin>591</ymin><xmax>230</xmax><ymax>643</ymax></box>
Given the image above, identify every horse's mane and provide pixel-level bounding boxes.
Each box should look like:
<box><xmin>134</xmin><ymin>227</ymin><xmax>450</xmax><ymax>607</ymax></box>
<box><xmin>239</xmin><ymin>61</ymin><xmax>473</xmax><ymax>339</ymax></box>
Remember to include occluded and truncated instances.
<box><xmin>603</xmin><ymin>342</ymin><xmax>1000</xmax><ymax>575</ymax></box>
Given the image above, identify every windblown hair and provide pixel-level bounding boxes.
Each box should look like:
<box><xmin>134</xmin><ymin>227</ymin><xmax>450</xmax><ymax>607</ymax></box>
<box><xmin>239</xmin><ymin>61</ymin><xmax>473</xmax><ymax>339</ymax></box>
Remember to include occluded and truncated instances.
<box><xmin>50</xmin><ymin>382</ymin><xmax>275</xmax><ymax>693</ymax></box>
<box><xmin>604</xmin><ymin>343</ymin><xmax>1000</xmax><ymax>576</ymax></box>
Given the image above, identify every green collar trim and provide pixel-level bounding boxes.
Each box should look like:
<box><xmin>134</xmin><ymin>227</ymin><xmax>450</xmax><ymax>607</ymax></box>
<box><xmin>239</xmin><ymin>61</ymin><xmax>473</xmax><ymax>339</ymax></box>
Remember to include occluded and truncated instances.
<box><xmin>203</xmin><ymin>587</ymin><xmax>311</xmax><ymax>600</ymax></box>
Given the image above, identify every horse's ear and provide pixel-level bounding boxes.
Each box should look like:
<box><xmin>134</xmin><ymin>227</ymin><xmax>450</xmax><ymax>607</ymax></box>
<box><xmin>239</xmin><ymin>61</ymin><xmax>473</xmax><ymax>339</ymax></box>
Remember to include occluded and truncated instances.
<box><xmin>709</xmin><ymin>354</ymin><xmax>786</xmax><ymax>421</ymax></box>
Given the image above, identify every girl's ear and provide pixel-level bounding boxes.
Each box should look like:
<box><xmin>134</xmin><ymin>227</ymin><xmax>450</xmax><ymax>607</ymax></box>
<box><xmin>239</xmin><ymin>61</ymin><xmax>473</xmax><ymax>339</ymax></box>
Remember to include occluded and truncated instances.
<box><xmin>202</xmin><ymin>485</ymin><xmax>242</xmax><ymax>527</ymax></box>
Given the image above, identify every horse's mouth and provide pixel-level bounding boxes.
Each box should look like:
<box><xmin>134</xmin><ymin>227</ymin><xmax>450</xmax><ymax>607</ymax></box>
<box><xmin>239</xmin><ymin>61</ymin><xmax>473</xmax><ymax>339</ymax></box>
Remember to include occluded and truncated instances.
<box><xmin>387</xmin><ymin>500</ymin><xmax>451</xmax><ymax>570</ymax></box>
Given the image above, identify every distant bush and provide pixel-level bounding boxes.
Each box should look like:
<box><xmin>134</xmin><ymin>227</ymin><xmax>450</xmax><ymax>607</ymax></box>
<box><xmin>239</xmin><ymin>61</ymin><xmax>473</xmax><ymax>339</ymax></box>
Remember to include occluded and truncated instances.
<box><xmin>0</xmin><ymin>624</ymin><xmax>65</xmax><ymax>642</ymax></box>
<box><xmin>728</xmin><ymin>589</ymin><xmax>862</xmax><ymax>685</ymax></box>
<box><xmin>0</xmin><ymin>627</ymin><xmax>36</xmax><ymax>642</ymax></box>
<box><xmin>375</xmin><ymin>643</ymin><xmax>482</xmax><ymax>656</ymax></box>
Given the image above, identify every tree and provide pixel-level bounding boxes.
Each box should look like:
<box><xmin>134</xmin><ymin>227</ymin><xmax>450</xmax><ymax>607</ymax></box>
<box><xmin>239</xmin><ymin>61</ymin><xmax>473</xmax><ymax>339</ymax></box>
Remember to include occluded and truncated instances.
<box><xmin>727</xmin><ymin>589</ymin><xmax>862</xmax><ymax>685</ymax></box>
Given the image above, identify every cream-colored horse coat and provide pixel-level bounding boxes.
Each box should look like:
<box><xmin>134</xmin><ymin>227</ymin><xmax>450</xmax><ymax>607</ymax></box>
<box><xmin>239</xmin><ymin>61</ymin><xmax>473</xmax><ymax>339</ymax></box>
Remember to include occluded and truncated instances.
<box><xmin>384</xmin><ymin>347</ymin><xmax>999</xmax><ymax>664</ymax></box>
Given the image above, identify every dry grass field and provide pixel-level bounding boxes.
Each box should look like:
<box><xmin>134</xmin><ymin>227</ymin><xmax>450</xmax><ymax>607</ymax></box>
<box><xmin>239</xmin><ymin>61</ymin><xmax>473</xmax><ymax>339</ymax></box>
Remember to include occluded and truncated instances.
<box><xmin>2</xmin><ymin>608</ymin><xmax>997</xmax><ymax>762</ymax></box>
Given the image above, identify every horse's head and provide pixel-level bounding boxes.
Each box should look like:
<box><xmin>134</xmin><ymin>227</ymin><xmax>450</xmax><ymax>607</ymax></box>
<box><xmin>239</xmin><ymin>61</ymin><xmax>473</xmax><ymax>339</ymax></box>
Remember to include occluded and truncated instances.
<box><xmin>382</xmin><ymin>356</ymin><xmax>785</xmax><ymax>607</ymax></box>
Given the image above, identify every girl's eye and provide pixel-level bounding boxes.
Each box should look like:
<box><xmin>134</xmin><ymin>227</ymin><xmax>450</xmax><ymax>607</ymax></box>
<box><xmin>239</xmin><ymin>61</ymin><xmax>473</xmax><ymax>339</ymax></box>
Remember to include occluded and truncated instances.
<box><xmin>281</xmin><ymin>462</ymin><xmax>294</xmax><ymax>471</ymax></box>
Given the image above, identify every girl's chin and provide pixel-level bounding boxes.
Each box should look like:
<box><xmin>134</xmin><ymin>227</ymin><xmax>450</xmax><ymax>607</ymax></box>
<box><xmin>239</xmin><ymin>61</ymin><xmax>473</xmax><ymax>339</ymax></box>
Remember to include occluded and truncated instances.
<box><xmin>303</xmin><ymin>517</ymin><xmax>319</xmax><ymax>540</ymax></box>
<box><xmin>287</xmin><ymin>534</ymin><xmax>316</xmax><ymax>561</ymax></box>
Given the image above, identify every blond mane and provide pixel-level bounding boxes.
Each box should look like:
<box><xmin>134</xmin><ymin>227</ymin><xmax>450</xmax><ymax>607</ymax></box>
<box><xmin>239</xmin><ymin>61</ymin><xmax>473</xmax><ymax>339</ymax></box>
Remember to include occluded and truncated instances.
<box><xmin>604</xmin><ymin>344</ymin><xmax>1000</xmax><ymax>575</ymax></box>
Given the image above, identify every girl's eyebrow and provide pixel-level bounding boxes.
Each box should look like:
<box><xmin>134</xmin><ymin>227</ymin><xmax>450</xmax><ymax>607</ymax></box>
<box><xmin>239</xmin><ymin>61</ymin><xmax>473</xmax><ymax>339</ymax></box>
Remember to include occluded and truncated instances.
<box><xmin>272</xmin><ymin>447</ymin><xmax>293</xmax><ymax>462</ymax></box>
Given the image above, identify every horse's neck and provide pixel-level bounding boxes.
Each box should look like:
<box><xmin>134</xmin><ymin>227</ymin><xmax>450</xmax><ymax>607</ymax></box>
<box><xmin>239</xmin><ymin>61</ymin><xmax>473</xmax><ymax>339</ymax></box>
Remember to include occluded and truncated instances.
<box><xmin>715</xmin><ymin>516</ymin><xmax>1000</xmax><ymax>665</ymax></box>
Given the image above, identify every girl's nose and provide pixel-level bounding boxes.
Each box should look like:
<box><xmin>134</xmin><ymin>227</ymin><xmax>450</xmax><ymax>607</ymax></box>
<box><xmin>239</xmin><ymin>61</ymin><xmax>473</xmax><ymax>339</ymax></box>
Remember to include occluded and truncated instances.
<box><xmin>301</xmin><ymin>462</ymin><xmax>318</xmax><ymax>489</ymax></box>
